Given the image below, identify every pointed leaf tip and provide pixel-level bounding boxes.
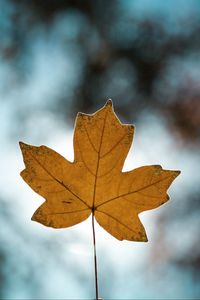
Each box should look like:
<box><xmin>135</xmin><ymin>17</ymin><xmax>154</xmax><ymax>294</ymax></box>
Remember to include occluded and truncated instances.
<box><xmin>129</xmin><ymin>125</ymin><xmax>135</xmax><ymax>131</ymax></box>
<box><xmin>105</xmin><ymin>99</ymin><xmax>113</xmax><ymax>107</ymax></box>
<box><xmin>19</xmin><ymin>141</ymin><xmax>26</xmax><ymax>149</ymax></box>
<box><xmin>143</xmin><ymin>236</ymin><xmax>148</xmax><ymax>242</ymax></box>
<box><xmin>19</xmin><ymin>141</ymin><xmax>30</xmax><ymax>151</ymax></box>
<box><xmin>31</xmin><ymin>214</ymin><xmax>36</xmax><ymax>222</ymax></box>
<box><xmin>173</xmin><ymin>170</ymin><xmax>181</xmax><ymax>178</ymax></box>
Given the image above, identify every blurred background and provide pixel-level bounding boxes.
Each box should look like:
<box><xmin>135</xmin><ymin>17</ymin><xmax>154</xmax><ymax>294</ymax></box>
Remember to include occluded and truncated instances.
<box><xmin>0</xmin><ymin>0</ymin><xmax>200</xmax><ymax>299</ymax></box>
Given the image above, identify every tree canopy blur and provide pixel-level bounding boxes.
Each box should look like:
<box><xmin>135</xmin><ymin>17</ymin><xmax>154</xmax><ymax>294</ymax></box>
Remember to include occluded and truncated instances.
<box><xmin>2</xmin><ymin>0</ymin><xmax>200</xmax><ymax>143</ymax></box>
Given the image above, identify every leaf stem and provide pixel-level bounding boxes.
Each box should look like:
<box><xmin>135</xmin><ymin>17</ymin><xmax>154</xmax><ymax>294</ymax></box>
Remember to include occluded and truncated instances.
<box><xmin>92</xmin><ymin>212</ymin><xmax>99</xmax><ymax>300</ymax></box>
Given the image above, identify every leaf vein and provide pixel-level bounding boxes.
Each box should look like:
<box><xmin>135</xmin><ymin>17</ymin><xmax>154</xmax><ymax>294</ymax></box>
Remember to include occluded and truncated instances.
<box><xmin>77</xmin><ymin>141</ymin><xmax>96</xmax><ymax>177</ymax></box>
<box><xmin>45</xmin><ymin>208</ymin><xmax>90</xmax><ymax>216</ymax></box>
<box><xmin>29</xmin><ymin>152</ymin><xmax>90</xmax><ymax>209</ymax></box>
<box><xmin>96</xmin><ymin>174</ymin><xmax>173</xmax><ymax>208</ymax></box>
<box><xmin>84</xmin><ymin>124</ymin><xmax>98</xmax><ymax>153</ymax></box>
<box><xmin>100</xmin><ymin>131</ymin><xmax>127</xmax><ymax>159</ymax></box>
<box><xmin>96</xmin><ymin>210</ymin><xmax>136</xmax><ymax>234</ymax></box>
<box><xmin>92</xmin><ymin>109</ymin><xmax>109</xmax><ymax>206</ymax></box>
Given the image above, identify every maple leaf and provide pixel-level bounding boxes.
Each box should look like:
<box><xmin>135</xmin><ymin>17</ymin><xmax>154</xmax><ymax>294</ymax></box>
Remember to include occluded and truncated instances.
<box><xmin>19</xmin><ymin>100</ymin><xmax>180</xmax><ymax>242</ymax></box>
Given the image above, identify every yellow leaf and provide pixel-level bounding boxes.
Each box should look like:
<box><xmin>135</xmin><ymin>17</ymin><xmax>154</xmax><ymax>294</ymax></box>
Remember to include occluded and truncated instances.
<box><xmin>19</xmin><ymin>100</ymin><xmax>180</xmax><ymax>242</ymax></box>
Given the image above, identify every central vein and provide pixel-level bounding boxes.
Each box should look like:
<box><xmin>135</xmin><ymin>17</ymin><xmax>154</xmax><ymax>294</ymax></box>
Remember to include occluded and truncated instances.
<box><xmin>92</xmin><ymin>111</ymin><xmax>108</xmax><ymax>210</ymax></box>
